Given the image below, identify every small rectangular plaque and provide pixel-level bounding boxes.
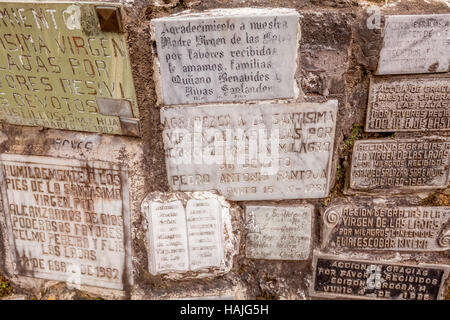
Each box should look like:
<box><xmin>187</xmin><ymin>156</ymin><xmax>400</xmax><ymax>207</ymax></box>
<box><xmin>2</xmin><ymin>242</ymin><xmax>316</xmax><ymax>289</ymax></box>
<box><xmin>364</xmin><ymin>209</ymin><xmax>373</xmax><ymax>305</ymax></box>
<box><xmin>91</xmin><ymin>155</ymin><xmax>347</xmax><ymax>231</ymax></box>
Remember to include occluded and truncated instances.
<box><xmin>311</xmin><ymin>252</ymin><xmax>449</xmax><ymax>300</ymax></box>
<box><xmin>245</xmin><ymin>205</ymin><xmax>312</xmax><ymax>260</ymax></box>
<box><xmin>0</xmin><ymin>153</ymin><xmax>132</xmax><ymax>290</ymax></box>
<box><xmin>350</xmin><ymin>138</ymin><xmax>450</xmax><ymax>192</ymax></box>
<box><xmin>152</xmin><ymin>8</ymin><xmax>299</xmax><ymax>105</ymax></box>
<box><xmin>377</xmin><ymin>14</ymin><xmax>450</xmax><ymax>75</ymax></box>
<box><xmin>142</xmin><ymin>191</ymin><xmax>234</xmax><ymax>277</ymax></box>
<box><xmin>0</xmin><ymin>1</ymin><xmax>140</xmax><ymax>136</ymax></box>
<box><xmin>366</xmin><ymin>76</ymin><xmax>450</xmax><ymax>132</ymax></box>
<box><xmin>161</xmin><ymin>101</ymin><xmax>338</xmax><ymax>201</ymax></box>
<box><xmin>322</xmin><ymin>201</ymin><xmax>450</xmax><ymax>252</ymax></box>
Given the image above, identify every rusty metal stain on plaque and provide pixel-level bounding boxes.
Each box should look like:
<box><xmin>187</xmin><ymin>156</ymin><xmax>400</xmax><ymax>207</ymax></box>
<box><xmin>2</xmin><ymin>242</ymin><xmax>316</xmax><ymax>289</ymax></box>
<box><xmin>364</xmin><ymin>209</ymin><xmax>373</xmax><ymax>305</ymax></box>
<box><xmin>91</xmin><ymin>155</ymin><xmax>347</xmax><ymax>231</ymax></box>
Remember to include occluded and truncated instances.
<box><xmin>0</xmin><ymin>1</ymin><xmax>140</xmax><ymax>136</ymax></box>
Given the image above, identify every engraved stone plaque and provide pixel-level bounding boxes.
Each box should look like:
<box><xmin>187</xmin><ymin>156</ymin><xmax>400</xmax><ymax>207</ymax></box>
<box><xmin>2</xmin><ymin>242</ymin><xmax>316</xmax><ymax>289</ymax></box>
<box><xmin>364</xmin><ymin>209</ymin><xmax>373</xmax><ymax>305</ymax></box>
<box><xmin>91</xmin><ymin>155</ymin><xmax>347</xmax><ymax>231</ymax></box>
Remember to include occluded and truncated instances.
<box><xmin>151</xmin><ymin>8</ymin><xmax>299</xmax><ymax>105</ymax></box>
<box><xmin>0</xmin><ymin>153</ymin><xmax>132</xmax><ymax>290</ymax></box>
<box><xmin>311</xmin><ymin>252</ymin><xmax>449</xmax><ymax>300</ymax></box>
<box><xmin>322</xmin><ymin>201</ymin><xmax>450</xmax><ymax>252</ymax></box>
<box><xmin>350</xmin><ymin>138</ymin><xmax>450</xmax><ymax>192</ymax></box>
<box><xmin>0</xmin><ymin>1</ymin><xmax>140</xmax><ymax>136</ymax></box>
<box><xmin>366</xmin><ymin>76</ymin><xmax>450</xmax><ymax>132</ymax></box>
<box><xmin>245</xmin><ymin>205</ymin><xmax>312</xmax><ymax>260</ymax></box>
<box><xmin>141</xmin><ymin>191</ymin><xmax>236</xmax><ymax>278</ymax></box>
<box><xmin>161</xmin><ymin>101</ymin><xmax>338</xmax><ymax>201</ymax></box>
<box><xmin>377</xmin><ymin>14</ymin><xmax>450</xmax><ymax>75</ymax></box>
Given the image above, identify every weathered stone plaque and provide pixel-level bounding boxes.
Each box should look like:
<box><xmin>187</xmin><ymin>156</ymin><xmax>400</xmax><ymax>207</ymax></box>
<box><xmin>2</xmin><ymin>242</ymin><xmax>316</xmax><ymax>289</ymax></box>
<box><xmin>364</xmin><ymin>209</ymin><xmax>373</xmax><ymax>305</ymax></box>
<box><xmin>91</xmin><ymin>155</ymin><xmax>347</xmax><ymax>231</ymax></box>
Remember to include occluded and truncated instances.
<box><xmin>350</xmin><ymin>138</ymin><xmax>450</xmax><ymax>192</ymax></box>
<box><xmin>245</xmin><ymin>205</ymin><xmax>312</xmax><ymax>260</ymax></box>
<box><xmin>0</xmin><ymin>1</ymin><xmax>140</xmax><ymax>136</ymax></box>
<box><xmin>366</xmin><ymin>76</ymin><xmax>450</xmax><ymax>132</ymax></box>
<box><xmin>0</xmin><ymin>153</ymin><xmax>132</xmax><ymax>290</ymax></box>
<box><xmin>311</xmin><ymin>252</ymin><xmax>449</xmax><ymax>300</ymax></box>
<box><xmin>142</xmin><ymin>191</ymin><xmax>235</xmax><ymax>278</ymax></box>
<box><xmin>161</xmin><ymin>101</ymin><xmax>338</xmax><ymax>201</ymax></box>
<box><xmin>322</xmin><ymin>201</ymin><xmax>450</xmax><ymax>251</ymax></box>
<box><xmin>151</xmin><ymin>8</ymin><xmax>299</xmax><ymax>105</ymax></box>
<box><xmin>377</xmin><ymin>14</ymin><xmax>450</xmax><ymax>75</ymax></box>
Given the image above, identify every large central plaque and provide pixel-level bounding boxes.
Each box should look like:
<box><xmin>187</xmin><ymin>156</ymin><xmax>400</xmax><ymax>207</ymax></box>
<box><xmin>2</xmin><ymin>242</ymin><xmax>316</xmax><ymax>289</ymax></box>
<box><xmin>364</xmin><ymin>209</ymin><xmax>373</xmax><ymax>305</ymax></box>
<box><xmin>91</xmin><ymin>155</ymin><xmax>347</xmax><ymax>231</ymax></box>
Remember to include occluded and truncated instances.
<box><xmin>350</xmin><ymin>138</ymin><xmax>450</xmax><ymax>192</ymax></box>
<box><xmin>152</xmin><ymin>8</ymin><xmax>299</xmax><ymax>105</ymax></box>
<box><xmin>366</xmin><ymin>76</ymin><xmax>450</xmax><ymax>132</ymax></box>
<box><xmin>311</xmin><ymin>253</ymin><xmax>449</xmax><ymax>300</ymax></box>
<box><xmin>0</xmin><ymin>154</ymin><xmax>132</xmax><ymax>290</ymax></box>
<box><xmin>161</xmin><ymin>101</ymin><xmax>338</xmax><ymax>201</ymax></box>
<box><xmin>0</xmin><ymin>1</ymin><xmax>140</xmax><ymax>136</ymax></box>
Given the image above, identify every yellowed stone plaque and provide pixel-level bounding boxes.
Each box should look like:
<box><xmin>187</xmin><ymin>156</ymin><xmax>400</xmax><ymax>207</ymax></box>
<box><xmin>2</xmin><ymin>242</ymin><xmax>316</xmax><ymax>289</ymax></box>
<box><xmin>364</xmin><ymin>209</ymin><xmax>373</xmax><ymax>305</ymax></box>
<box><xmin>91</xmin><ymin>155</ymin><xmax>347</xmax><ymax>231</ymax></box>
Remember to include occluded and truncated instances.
<box><xmin>0</xmin><ymin>1</ymin><xmax>140</xmax><ymax>136</ymax></box>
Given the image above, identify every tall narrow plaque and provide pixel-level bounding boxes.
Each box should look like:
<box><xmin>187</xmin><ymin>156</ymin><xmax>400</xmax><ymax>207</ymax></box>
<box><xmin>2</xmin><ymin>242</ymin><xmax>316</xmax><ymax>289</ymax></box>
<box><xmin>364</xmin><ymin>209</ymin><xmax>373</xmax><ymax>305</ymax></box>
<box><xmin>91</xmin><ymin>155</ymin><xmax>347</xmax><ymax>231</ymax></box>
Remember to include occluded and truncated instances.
<box><xmin>0</xmin><ymin>1</ymin><xmax>140</xmax><ymax>136</ymax></box>
<box><xmin>377</xmin><ymin>14</ymin><xmax>450</xmax><ymax>75</ymax></box>
<box><xmin>152</xmin><ymin>8</ymin><xmax>299</xmax><ymax>104</ymax></box>
<box><xmin>161</xmin><ymin>101</ymin><xmax>338</xmax><ymax>201</ymax></box>
<box><xmin>0</xmin><ymin>154</ymin><xmax>132</xmax><ymax>290</ymax></box>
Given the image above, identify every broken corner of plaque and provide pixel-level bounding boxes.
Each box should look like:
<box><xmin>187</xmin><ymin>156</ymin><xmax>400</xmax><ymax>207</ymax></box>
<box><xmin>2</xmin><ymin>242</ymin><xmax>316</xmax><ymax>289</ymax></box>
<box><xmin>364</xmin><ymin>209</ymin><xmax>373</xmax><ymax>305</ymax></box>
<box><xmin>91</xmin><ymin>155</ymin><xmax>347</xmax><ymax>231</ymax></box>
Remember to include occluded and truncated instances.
<box><xmin>151</xmin><ymin>8</ymin><xmax>300</xmax><ymax>105</ymax></box>
<box><xmin>141</xmin><ymin>191</ymin><xmax>238</xmax><ymax>279</ymax></box>
<box><xmin>376</xmin><ymin>14</ymin><xmax>450</xmax><ymax>75</ymax></box>
<box><xmin>160</xmin><ymin>100</ymin><xmax>338</xmax><ymax>201</ymax></box>
<box><xmin>0</xmin><ymin>1</ymin><xmax>140</xmax><ymax>136</ymax></box>
<box><xmin>0</xmin><ymin>153</ymin><xmax>133</xmax><ymax>291</ymax></box>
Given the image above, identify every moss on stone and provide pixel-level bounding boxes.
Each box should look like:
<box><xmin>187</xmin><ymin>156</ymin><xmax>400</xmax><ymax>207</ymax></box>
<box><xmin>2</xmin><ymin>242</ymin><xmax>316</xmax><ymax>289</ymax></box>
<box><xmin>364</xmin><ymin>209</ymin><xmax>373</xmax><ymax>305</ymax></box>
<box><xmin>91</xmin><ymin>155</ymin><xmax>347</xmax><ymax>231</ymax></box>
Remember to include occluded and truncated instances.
<box><xmin>0</xmin><ymin>275</ymin><xmax>13</xmax><ymax>298</ymax></box>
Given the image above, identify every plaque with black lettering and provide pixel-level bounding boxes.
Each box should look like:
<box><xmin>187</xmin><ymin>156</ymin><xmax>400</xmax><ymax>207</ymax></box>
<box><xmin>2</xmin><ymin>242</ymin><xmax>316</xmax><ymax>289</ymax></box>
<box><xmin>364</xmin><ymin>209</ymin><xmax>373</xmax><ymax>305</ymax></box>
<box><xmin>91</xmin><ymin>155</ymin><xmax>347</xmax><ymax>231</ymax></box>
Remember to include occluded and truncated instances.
<box><xmin>366</xmin><ymin>76</ymin><xmax>450</xmax><ymax>132</ymax></box>
<box><xmin>311</xmin><ymin>252</ymin><xmax>449</xmax><ymax>300</ymax></box>
<box><xmin>377</xmin><ymin>14</ymin><xmax>450</xmax><ymax>75</ymax></box>
<box><xmin>350</xmin><ymin>138</ymin><xmax>450</xmax><ymax>192</ymax></box>
<box><xmin>0</xmin><ymin>1</ymin><xmax>140</xmax><ymax>136</ymax></box>
<box><xmin>0</xmin><ymin>153</ymin><xmax>133</xmax><ymax>290</ymax></box>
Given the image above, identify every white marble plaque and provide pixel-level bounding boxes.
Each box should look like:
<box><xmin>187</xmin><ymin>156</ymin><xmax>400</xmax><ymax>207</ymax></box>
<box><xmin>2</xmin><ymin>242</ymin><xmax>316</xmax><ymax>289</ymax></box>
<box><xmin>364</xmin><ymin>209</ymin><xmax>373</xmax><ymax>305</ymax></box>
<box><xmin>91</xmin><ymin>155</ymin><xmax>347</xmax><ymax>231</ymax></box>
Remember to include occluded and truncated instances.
<box><xmin>152</xmin><ymin>8</ymin><xmax>299</xmax><ymax>104</ymax></box>
<box><xmin>161</xmin><ymin>101</ymin><xmax>338</xmax><ymax>200</ymax></box>
<box><xmin>142</xmin><ymin>192</ymin><xmax>232</xmax><ymax>277</ymax></box>
<box><xmin>148</xmin><ymin>200</ymin><xmax>189</xmax><ymax>274</ymax></box>
<box><xmin>0</xmin><ymin>154</ymin><xmax>132</xmax><ymax>290</ymax></box>
<box><xmin>377</xmin><ymin>14</ymin><xmax>450</xmax><ymax>75</ymax></box>
<box><xmin>245</xmin><ymin>205</ymin><xmax>312</xmax><ymax>260</ymax></box>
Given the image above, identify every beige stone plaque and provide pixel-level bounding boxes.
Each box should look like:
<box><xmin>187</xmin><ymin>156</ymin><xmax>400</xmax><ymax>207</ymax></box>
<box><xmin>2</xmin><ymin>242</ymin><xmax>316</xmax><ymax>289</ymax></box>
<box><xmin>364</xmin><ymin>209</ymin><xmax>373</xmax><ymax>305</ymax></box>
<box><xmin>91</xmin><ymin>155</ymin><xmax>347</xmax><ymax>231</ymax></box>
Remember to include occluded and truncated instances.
<box><xmin>0</xmin><ymin>153</ymin><xmax>133</xmax><ymax>290</ymax></box>
<box><xmin>142</xmin><ymin>191</ymin><xmax>236</xmax><ymax>279</ymax></box>
<box><xmin>245</xmin><ymin>205</ymin><xmax>312</xmax><ymax>260</ymax></box>
<box><xmin>311</xmin><ymin>252</ymin><xmax>450</xmax><ymax>300</ymax></box>
<box><xmin>0</xmin><ymin>1</ymin><xmax>140</xmax><ymax>136</ymax></box>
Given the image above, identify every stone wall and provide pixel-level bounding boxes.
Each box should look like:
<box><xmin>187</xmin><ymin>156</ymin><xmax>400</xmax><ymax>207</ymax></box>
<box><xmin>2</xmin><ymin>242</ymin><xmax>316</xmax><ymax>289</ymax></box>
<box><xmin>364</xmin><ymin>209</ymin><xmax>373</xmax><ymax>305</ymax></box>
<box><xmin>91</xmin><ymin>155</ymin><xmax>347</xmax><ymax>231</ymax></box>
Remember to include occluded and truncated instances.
<box><xmin>0</xmin><ymin>0</ymin><xmax>448</xmax><ymax>300</ymax></box>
